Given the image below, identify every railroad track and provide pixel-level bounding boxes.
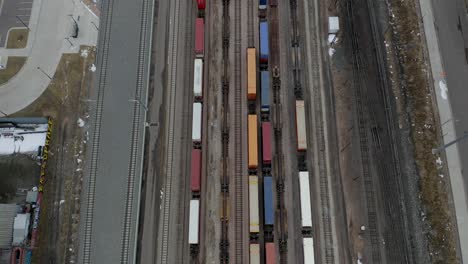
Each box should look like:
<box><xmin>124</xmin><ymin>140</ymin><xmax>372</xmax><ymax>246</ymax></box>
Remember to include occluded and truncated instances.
<box><xmin>81</xmin><ymin>0</ymin><xmax>115</xmax><ymax>261</ymax></box>
<box><xmin>159</xmin><ymin>0</ymin><xmax>182</xmax><ymax>262</ymax></box>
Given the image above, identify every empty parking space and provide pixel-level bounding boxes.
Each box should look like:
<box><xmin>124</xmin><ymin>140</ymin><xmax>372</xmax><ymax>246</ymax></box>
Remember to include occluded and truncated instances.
<box><xmin>0</xmin><ymin>0</ymin><xmax>34</xmax><ymax>47</ymax></box>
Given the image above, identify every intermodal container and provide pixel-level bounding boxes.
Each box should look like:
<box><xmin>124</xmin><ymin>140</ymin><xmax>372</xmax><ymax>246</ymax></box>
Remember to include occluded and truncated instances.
<box><xmin>263</xmin><ymin>176</ymin><xmax>274</xmax><ymax>226</ymax></box>
<box><xmin>303</xmin><ymin>238</ymin><xmax>315</xmax><ymax>264</ymax></box>
<box><xmin>197</xmin><ymin>0</ymin><xmax>206</xmax><ymax>10</ymax></box>
<box><xmin>261</xmin><ymin>71</ymin><xmax>270</xmax><ymax>112</ymax></box>
<box><xmin>265</xmin><ymin>242</ymin><xmax>276</xmax><ymax>264</ymax></box>
<box><xmin>192</xmin><ymin>103</ymin><xmax>202</xmax><ymax>144</ymax></box>
<box><xmin>260</xmin><ymin>22</ymin><xmax>269</xmax><ymax>63</ymax></box>
<box><xmin>247</xmin><ymin>48</ymin><xmax>257</xmax><ymax>100</ymax></box>
<box><xmin>195</xmin><ymin>18</ymin><xmax>204</xmax><ymax>57</ymax></box>
<box><xmin>191</xmin><ymin>149</ymin><xmax>201</xmax><ymax>193</ymax></box>
<box><xmin>250</xmin><ymin>243</ymin><xmax>260</xmax><ymax>264</ymax></box>
<box><xmin>299</xmin><ymin>172</ymin><xmax>312</xmax><ymax>228</ymax></box>
<box><xmin>296</xmin><ymin>100</ymin><xmax>307</xmax><ymax>151</ymax></box>
<box><xmin>249</xmin><ymin>175</ymin><xmax>260</xmax><ymax>233</ymax></box>
<box><xmin>262</xmin><ymin>121</ymin><xmax>272</xmax><ymax>165</ymax></box>
<box><xmin>193</xmin><ymin>59</ymin><xmax>203</xmax><ymax>99</ymax></box>
<box><xmin>188</xmin><ymin>199</ymin><xmax>200</xmax><ymax>244</ymax></box>
<box><xmin>248</xmin><ymin>114</ymin><xmax>258</xmax><ymax>169</ymax></box>
<box><xmin>259</xmin><ymin>0</ymin><xmax>267</xmax><ymax>9</ymax></box>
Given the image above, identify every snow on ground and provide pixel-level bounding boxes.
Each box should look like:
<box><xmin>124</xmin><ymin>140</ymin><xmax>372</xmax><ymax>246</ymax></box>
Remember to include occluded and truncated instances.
<box><xmin>0</xmin><ymin>124</ymin><xmax>48</xmax><ymax>155</ymax></box>
<box><xmin>329</xmin><ymin>47</ymin><xmax>336</xmax><ymax>57</ymax></box>
<box><xmin>439</xmin><ymin>79</ymin><xmax>448</xmax><ymax>99</ymax></box>
<box><xmin>90</xmin><ymin>64</ymin><xmax>96</xmax><ymax>72</ymax></box>
<box><xmin>77</xmin><ymin>118</ymin><xmax>85</xmax><ymax>127</ymax></box>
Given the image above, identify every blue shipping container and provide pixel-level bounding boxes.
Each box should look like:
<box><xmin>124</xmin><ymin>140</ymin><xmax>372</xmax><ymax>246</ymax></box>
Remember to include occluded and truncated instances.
<box><xmin>259</xmin><ymin>0</ymin><xmax>267</xmax><ymax>9</ymax></box>
<box><xmin>260</xmin><ymin>22</ymin><xmax>269</xmax><ymax>63</ymax></box>
<box><xmin>261</xmin><ymin>71</ymin><xmax>270</xmax><ymax>112</ymax></box>
<box><xmin>264</xmin><ymin>176</ymin><xmax>274</xmax><ymax>226</ymax></box>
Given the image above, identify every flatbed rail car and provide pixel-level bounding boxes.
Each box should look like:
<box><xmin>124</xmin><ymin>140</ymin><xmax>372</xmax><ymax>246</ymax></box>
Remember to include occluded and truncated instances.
<box><xmin>193</xmin><ymin>59</ymin><xmax>203</xmax><ymax>100</ymax></box>
<box><xmin>191</xmin><ymin>149</ymin><xmax>201</xmax><ymax>197</ymax></box>
<box><xmin>261</xmin><ymin>71</ymin><xmax>270</xmax><ymax>114</ymax></box>
<box><xmin>192</xmin><ymin>103</ymin><xmax>202</xmax><ymax>148</ymax></box>
<box><xmin>195</xmin><ymin>18</ymin><xmax>204</xmax><ymax>57</ymax></box>
<box><xmin>249</xmin><ymin>175</ymin><xmax>260</xmax><ymax>236</ymax></box>
<box><xmin>259</xmin><ymin>22</ymin><xmax>269</xmax><ymax>64</ymax></box>
<box><xmin>188</xmin><ymin>199</ymin><xmax>200</xmax><ymax>254</ymax></box>
<box><xmin>248</xmin><ymin>114</ymin><xmax>259</xmax><ymax>171</ymax></box>
<box><xmin>250</xmin><ymin>243</ymin><xmax>260</xmax><ymax>264</ymax></box>
<box><xmin>299</xmin><ymin>171</ymin><xmax>312</xmax><ymax>234</ymax></box>
<box><xmin>263</xmin><ymin>176</ymin><xmax>274</xmax><ymax>234</ymax></box>
<box><xmin>303</xmin><ymin>238</ymin><xmax>315</xmax><ymax>264</ymax></box>
<box><xmin>262</xmin><ymin>121</ymin><xmax>272</xmax><ymax>168</ymax></box>
<box><xmin>247</xmin><ymin>48</ymin><xmax>257</xmax><ymax>101</ymax></box>
<box><xmin>265</xmin><ymin>242</ymin><xmax>276</xmax><ymax>264</ymax></box>
<box><xmin>296</xmin><ymin>100</ymin><xmax>307</xmax><ymax>151</ymax></box>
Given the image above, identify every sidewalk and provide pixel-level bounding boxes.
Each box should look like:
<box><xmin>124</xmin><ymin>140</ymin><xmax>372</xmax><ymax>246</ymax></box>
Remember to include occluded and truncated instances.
<box><xmin>0</xmin><ymin>0</ymin><xmax>98</xmax><ymax>115</ymax></box>
<box><xmin>419</xmin><ymin>0</ymin><xmax>468</xmax><ymax>262</ymax></box>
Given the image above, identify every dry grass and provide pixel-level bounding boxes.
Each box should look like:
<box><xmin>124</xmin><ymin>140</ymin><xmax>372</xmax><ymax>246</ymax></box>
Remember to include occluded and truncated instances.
<box><xmin>0</xmin><ymin>57</ymin><xmax>27</xmax><ymax>85</ymax></box>
<box><xmin>6</xmin><ymin>28</ymin><xmax>29</xmax><ymax>49</ymax></box>
<box><xmin>388</xmin><ymin>0</ymin><xmax>457</xmax><ymax>262</ymax></box>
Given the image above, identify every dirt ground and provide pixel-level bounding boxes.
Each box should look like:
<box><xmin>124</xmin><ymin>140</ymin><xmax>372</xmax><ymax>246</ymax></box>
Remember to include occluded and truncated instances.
<box><xmin>9</xmin><ymin>46</ymin><xmax>96</xmax><ymax>264</ymax></box>
<box><xmin>0</xmin><ymin>155</ymin><xmax>40</xmax><ymax>203</ymax></box>
<box><xmin>6</xmin><ymin>28</ymin><xmax>29</xmax><ymax>49</ymax></box>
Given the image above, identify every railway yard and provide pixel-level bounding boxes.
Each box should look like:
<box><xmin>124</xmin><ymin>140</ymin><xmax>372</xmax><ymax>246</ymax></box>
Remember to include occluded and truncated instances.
<box><xmin>1</xmin><ymin>0</ymin><xmax>466</xmax><ymax>262</ymax></box>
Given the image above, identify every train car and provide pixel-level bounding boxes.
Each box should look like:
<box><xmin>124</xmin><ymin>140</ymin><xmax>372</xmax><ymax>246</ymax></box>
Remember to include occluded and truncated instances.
<box><xmin>303</xmin><ymin>238</ymin><xmax>315</xmax><ymax>264</ymax></box>
<box><xmin>296</xmin><ymin>100</ymin><xmax>307</xmax><ymax>151</ymax></box>
<box><xmin>261</xmin><ymin>71</ymin><xmax>270</xmax><ymax>113</ymax></box>
<box><xmin>196</xmin><ymin>0</ymin><xmax>206</xmax><ymax>10</ymax></box>
<box><xmin>192</xmin><ymin>103</ymin><xmax>202</xmax><ymax>147</ymax></box>
<box><xmin>195</xmin><ymin>18</ymin><xmax>204</xmax><ymax>57</ymax></box>
<box><xmin>248</xmin><ymin>115</ymin><xmax>259</xmax><ymax>170</ymax></box>
<box><xmin>260</xmin><ymin>22</ymin><xmax>269</xmax><ymax>64</ymax></box>
<box><xmin>262</xmin><ymin>122</ymin><xmax>272</xmax><ymax>165</ymax></box>
<box><xmin>270</xmin><ymin>0</ymin><xmax>278</xmax><ymax>7</ymax></box>
<box><xmin>193</xmin><ymin>59</ymin><xmax>203</xmax><ymax>100</ymax></box>
<box><xmin>299</xmin><ymin>172</ymin><xmax>312</xmax><ymax>229</ymax></box>
<box><xmin>191</xmin><ymin>149</ymin><xmax>201</xmax><ymax>195</ymax></box>
<box><xmin>249</xmin><ymin>175</ymin><xmax>260</xmax><ymax>234</ymax></box>
<box><xmin>263</xmin><ymin>176</ymin><xmax>274</xmax><ymax>227</ymax></box>
<box><xmin>188</xmin><ymin>199</ymin><xmax>200</xmax><ymax>245</ymax></box>
<box><xmin>259</xmin><ymin>0</ymin><xmax>267</xmax><ymax>9</ymax></box>
<box><xmin>250</xmin><ymin>243</ymin><xmax>260</xmax><ymax>264</ymax></box>
<box><xmin>247</xmin><ymin>48</ymin><xmax>257</xmax><ymax>101</ymax></box>
<box><xmin>265</xmin><ymin>242</ymin><xmax>276</xmax><ymax>264</ymax></box>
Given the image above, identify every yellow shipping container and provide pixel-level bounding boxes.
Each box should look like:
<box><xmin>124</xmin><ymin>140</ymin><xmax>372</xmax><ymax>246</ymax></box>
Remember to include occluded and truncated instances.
<box><xmin>248</xmin><ymin>114</ymin><xmax>258</xmax><ymax>169</ymax></box>
<box><xmin>247</xmin><ymin>48</ymin><xmax>257</xmax><ymax>100</ymax></box>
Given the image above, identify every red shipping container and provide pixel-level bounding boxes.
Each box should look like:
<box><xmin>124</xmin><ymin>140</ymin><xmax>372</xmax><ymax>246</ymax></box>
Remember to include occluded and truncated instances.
<box><xmin>262</xmin><ymin>122</ymin><xmax>272</xmax><ymax>165</ymax></box>
<box><xmin>195</xmin><ymin>18</ymin><xmax>204</xmax><ymax>57</ymax></box>
<box><xmin>265</xmin><ymin>242</ymin><xmax>276</xmax><ymax>264</ymax></box>
<box><xmin>191</xmin><ymin>149</ymin><xmax>201</xmax><ymax>193</ymax></box>
<box><xmin>197</xmin><ymin>0</ymin><xmax>206</xmax><ymax>10</ymax></box>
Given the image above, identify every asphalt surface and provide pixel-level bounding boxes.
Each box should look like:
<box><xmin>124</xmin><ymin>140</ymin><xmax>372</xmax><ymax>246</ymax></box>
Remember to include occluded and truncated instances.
<box><xmin>76</xmin><ymin>0</ymin><xmax>153</xmax><ymax>262</ymax></box>
<box><xmin>0</xmin><ymin>0</ymin><xmax>33</xmax><ymax>47</ymax></box>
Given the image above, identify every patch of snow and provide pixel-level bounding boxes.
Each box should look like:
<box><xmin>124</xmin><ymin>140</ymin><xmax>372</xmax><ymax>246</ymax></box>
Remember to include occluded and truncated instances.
<box><xmin>439</xmin><ymin>79</ymin><xmax>448</xmax><ymax>99</ymax></box>
<box><xmin>328</xmin><ymin>34</ymin><xmax>336</xmax><ymax>44</ymax></box>
<box><xmin>361</xmin><ymin>225</ymin><xmax>366</xmax><ymax>231</ymax></box>
<box><xmin>77</xmin><ymin>159</ymin><xmax>82</xmax><ymax>163</ymax></box>
<box><xmin>60</xmin><ymin>200</ymin><xmax>65</xmax><ymax>205</ymax></box>
<box><xmin>439</xmin><ymin>174</ymin><xmax>444</xmax><ymax>178</ymax></box>
<box><xmin>436</xmin><ymin>157</ymin><xmax>443</xmax><ymax>166</ymax></box>
<box><xmin>329</xmin><ymin>48</ymin><xmax>336</xmax><ymax>57</ymax></box>
<box><xmin>77</xmin><ymin>118</ymin><xmax>85</xmax><ymax>127</ymax></box>
<box><xmin>90</xmin><ymin>64</ymin><xmax>96</xmax><ymax>72</ymax></box>
<box><xmin>357</xmin><ymin>259</ymin><xmax>363</xmax><ymax>264</ymax></box>
<box><xmin>80</xmin><ymin>49</ymin><xmax>89</xmax><ymax>58</ymax></box>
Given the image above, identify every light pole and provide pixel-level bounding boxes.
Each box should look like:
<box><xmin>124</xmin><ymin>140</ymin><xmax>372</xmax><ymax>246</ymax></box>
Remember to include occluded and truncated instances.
<box><xmin>432</xmin><ymin>131</ymin><xmax>468</xmax><ymax>154</ymax></box>
<box><xmin>37</xmin><ymin>67</ymin><xmax>52</xmax><ymax>80</ymax></box>
<box><xmin>65</xmin><ymin>37</ymin><xmax>74</xmax><ymax>47</ymax></box>
<box><xmin>16</xmin><ymin>16</ymin><xmax>30</xmax><ymax>30</ymax></box>
<box><xmin>129</xmin><ymin>98</ymin><xmax>148</xmax><ymax>111</ymax></box>
<box><xmin>91</xmin><ymin>21</ymin><xmax>99</xmax><ymax>30</ymax></box>
<box><xmin>0</xmin><ymin>109</ymin><xmax>7</xmax><ymax>117</ymax></box>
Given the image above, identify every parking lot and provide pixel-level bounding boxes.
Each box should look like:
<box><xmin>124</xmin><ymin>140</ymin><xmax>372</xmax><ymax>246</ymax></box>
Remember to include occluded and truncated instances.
<box><xmin>0</xmin><ymin>0</ymin><xmax>34</xmax><ymax>47</ymax></box>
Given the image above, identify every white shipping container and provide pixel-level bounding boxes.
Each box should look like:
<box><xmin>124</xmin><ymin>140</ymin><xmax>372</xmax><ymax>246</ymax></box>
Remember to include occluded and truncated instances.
<box><xmin>250</xmin><ymin>243</ymin><xmax>260</xmax><ymax>264</ymax></box>
<box><xmin>328</xmin><ymin>16</ymin><xmax>339</xmax><ymax>34</ymax></box>
<box><xmin>192</xmin><ymin>103</ymin><xmax>202</xmax><ymax>142</ymax></box>
<box><xmin>188</xmin><ymin>199</ymin><xmax>200</xmax><ymax>244</ymax></box>
<box><xmin>299</xmin><ymin>172</ymin><xmax>312</xmax><ymax>228</ymax></box>
<box><xmin>193</xmin><ymin>59</ymin><xmax>203</xmax><ymax>98</ymax></box>
<box><xmin>296</xmin><ymin>100</ymin><xmax>307</xmax><ymax>151</ymax></box>
<box><xmin>303</xmin><ymin>238</ymin><xmax>315</xmax><ymax>264</ymax></box>
<box><xmin>249</xmin><ymin>175</ymin><xmax>260</xmax><ymax>233</ymax></box>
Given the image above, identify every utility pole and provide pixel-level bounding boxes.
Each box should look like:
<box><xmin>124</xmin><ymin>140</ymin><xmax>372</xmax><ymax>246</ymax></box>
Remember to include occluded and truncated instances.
<box><xmin>65</xmin><ymin>37</ymin><xmax>74</xmax><ymax>47</ymax></box>
<box><xmin>37</xmin><ymin>67</ymin><xmax>52</xmax><ymax>80</ymax></box>
<box><xmin>16</xmin><ymin>16</ymin><xmax>30</xmax><ymax>30</ymax></box>
<box><xmin>129</xmin><ymin>98</ymin><xmax>148</xmax><ymax>111</ymax></box>
<box><xmin>432</xmin><ymin>131</ymin><xmax>468</xmax><ymax>154</ymax></box>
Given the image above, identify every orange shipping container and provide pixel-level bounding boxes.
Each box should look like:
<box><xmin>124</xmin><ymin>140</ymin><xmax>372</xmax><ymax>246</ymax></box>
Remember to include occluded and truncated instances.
<box><xmin>247</xmin><ymin>48</ymin><xmax>257</xmax><ymax>100</ymax></box>
<box><xmin>248</xmin><ymin>115</ymin><xmax>258</xmax><ymax>169</ymax></box>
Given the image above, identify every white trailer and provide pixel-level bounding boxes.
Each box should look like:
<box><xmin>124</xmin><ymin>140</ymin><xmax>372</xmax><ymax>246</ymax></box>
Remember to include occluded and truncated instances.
<box><xmin>299</xmin><ymin>171</ymin><xmax>312</xmax><ymax>228</ymax></box>
<box><xmin>249</xmin><ymin>175</ymin><xmax>260</xmax><ymax>234</ymax></box>
<box><xmin>193</xmin><ymin>59</ymin><xmax>203</xmax><ymax>99</ymax></box>
<box><xmin>303</xmin><ymin>238</ymin><xmax>315</xmax><ymax>264</ymax></box>
<box><xmin>249</xmin><ymin>243</ymin><xmax>260</xmax><ymax>264</ymax></box>
<box><xmin>188</xmin><ymin>199</ymin><xmax>200</xmax><ymax>244</ymax></box>
<box><xmin>296</xmin><ymin>100</ymin><xmax>307</xmax><ymax>151</ymax></box>
<box><xmin>192</xmin><ymin>103</ymin><xmax>202</xmax><ymax>144</ymax></box>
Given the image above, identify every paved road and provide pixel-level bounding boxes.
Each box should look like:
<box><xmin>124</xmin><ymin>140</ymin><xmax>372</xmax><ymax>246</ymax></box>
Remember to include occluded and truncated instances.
<box><xmin>421</xmin><ymin>0</ymin><xmax>468</xmax><ymax>262</ymax></box>
<box><xmin>0</xmin><ymin>0</ymin><xmax>97</xmax><ymax>115</ymax></box>
<box><xmin>0</xmin><ymin>0</ymin><xmax>33</xmax><ymax>47</ymax></box>
<box><xmin>76</xmin><ymin>0</ymin><xmax>153</xmax><ymax>262</ymax></box>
